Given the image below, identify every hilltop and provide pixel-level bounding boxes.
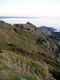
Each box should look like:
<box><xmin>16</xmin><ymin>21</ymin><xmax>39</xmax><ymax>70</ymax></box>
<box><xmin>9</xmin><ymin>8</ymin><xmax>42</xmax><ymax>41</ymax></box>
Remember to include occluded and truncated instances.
<box><xmin>0</xmin><ymin>21</ymin><xmax>60</xmax><ymax>80</ymax></box>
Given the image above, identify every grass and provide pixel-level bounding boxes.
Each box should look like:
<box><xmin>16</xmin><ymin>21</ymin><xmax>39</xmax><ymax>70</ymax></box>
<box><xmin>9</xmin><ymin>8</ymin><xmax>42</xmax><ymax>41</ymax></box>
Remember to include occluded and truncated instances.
<box><xmin>43</xmin><ymin>56</ymin><xmax>60</xmax><ymax>68</ymax></box>
<box><xmin>9</xmin><ymin>52</ymin><xmax>16</xmax><ymax>56</ymax></box>
<box><xmin>0</xmin><ymin>28</ymin><xmax>38</xmax><ymax>53</ymax></box>
<box><xmin>0</xmin><ymin>66</ymin><xmax>9</xmax><ymax>70</ymax></box>
<box><xmin>39</xmin><ymin>52</ymin><xmax>60</xmax><ymax>68</ymax></box>
<box><xmin>0</xmin><ymin>41</ymin><xmax>10</xmax><ymax>50</ymax></box>
<box><xmin>17</xmin><ymin>55</ymin><xmax>48</xmax><ymax>78</ymax></box>
<box><xmin>0</xmin><ymin>60</ymin><xmax>3</xmax><ymax>64</ymax></box>
<box><xmin>8</xmin><ymin>52</ymin><xmax>47</xmax><ymax>79</ymax></box>
<box><xmin>0</xmin><ymin>23</ymin><xmax>60</xmax><ymax>80</ymax></box>
<box><xmin>10</xmin><ymin>74</ymin><xmax>39</xmax><ymax>80</ymax></box>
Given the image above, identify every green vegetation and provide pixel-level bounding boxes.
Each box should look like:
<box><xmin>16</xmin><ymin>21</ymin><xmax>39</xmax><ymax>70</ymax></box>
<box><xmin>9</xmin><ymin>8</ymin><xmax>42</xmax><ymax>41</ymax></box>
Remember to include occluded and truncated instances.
<box><xmin>0</xmin><ymin>41</ymin><xmax>10</xmax><ymax>50</ymax></box>
<box><xmin>0</xmin><ymin>21</ymin><xmax>60</xmax><ymax>80</ymax></box>
<box><xmin>40</xmin><ymin>52</ymin><xmax>60</xmax><ymax>68</ymax></box>
<box><xmin>10</xmin><ymin>74</ymin><xmax>39</xmax><ymax>80</ymax></box>
<box><xmin>36</xmin><ymin>38</ymin><xmax>46</xmax><ymax>44</ymax></box>
<box><xmin>0</xmin><ymin>66</ymin><xmax>9</xmax><ymax>70</ymax></box>
<box><xmin>0</xmin><ymin>60</ymin><xmax>3</xmax><ymax>64</ymax></box>
<box><xmin>17</xmin><ymin>55</ymin><xmax>47</xmax><ymax>77</ymax></box>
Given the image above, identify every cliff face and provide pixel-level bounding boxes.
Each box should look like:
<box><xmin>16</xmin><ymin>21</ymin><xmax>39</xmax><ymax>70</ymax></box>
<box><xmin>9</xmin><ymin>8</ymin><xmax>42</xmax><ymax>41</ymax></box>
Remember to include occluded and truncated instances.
<box><xmin>0</xmin><ymin>21</ymin><xmax>60</xmax><ymax>80</ymax></box>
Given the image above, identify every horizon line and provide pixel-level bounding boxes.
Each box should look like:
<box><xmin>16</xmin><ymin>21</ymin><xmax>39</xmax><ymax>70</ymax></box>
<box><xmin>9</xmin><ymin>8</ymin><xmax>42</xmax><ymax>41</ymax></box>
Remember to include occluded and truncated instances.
<box><xmin>0</xmin><ymin>16</ymin><xmax>60</xmax><ymax>19</ymax></box>
<box><xmin>0</xmin><ymin>16</ymin><xmax>39</xmax><ymax>19</ymax></box>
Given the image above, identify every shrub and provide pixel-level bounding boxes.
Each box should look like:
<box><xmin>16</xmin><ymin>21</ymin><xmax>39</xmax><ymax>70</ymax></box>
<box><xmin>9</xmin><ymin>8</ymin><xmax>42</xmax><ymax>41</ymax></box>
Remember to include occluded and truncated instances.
<box><xmin>36</xmin><ymin>38</ymin><xmax>45</xmax><ymax>44</ymax></box>
<box><xmin>49</xmin><ymin>68</ymin><xmax>60</xmax><ymax>80</ymax></box>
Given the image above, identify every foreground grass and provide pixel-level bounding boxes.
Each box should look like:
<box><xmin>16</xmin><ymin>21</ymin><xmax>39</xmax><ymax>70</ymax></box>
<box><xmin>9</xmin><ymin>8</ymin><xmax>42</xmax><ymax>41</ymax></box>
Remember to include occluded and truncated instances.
<box><xmin>10</xmin><ymin>74</ymin><xmax>39</xmax><ymax>80</ymax></box>
<box><xmin>9</xmin><ymin>52</ymin><xmax>48</xmax><ymax>78</ymax></box>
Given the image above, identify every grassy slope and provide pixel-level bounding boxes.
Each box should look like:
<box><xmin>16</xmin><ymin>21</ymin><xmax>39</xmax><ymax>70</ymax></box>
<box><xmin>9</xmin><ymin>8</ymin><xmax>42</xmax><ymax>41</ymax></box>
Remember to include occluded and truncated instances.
<box><xmin>0</xmin><ymin>22</ymin><xmax>60</xmax><ymax>80</ymax></box>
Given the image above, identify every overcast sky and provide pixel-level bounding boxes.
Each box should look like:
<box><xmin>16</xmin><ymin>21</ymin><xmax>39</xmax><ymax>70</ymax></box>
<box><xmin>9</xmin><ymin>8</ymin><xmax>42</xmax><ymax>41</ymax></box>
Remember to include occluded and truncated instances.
<box><xmin>0</xmin><ymin>0</ymin><xmax>60</xmax><ymax>30</ymax></box>
<box><xmin>0</xmin><ymin>0</ymin><xmax>60</xmax><ymax>17</ymax></box>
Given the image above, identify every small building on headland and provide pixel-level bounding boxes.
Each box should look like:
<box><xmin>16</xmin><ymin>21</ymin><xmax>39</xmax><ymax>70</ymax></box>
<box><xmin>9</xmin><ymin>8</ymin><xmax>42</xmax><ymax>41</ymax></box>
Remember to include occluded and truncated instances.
<box><xmin>13</xmin><ymin>22</ymin><xmax>36</xmax><ymax>32</ymax></box>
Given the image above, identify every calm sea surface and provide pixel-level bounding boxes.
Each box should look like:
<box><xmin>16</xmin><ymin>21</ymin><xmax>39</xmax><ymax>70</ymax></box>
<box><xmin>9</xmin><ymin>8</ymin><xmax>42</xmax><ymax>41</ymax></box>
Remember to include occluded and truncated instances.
<box><xmin>0</xmin><ymin>17</ymin><xmax>60</xmax><ymax>30</ymax></box>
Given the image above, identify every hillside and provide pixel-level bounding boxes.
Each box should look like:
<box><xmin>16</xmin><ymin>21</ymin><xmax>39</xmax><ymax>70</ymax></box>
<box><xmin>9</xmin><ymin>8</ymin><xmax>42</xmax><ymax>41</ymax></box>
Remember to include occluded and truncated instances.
<box><xmin>0</xmin><ymin>21</ymin><xmax>60</xmax><ymax>80</ymax></box>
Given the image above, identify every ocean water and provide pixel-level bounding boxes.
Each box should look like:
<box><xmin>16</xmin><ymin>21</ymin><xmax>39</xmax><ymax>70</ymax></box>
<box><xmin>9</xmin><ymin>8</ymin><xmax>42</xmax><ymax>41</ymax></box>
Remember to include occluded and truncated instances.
<box><xmin>0</xmin><ymin>17</ymin><xmax>60</xmax><ymax>30</ymax></box>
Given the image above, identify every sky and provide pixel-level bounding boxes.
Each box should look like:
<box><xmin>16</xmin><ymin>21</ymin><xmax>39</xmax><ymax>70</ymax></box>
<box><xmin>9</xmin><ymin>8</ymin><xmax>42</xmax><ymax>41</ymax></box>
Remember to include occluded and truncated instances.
<box><xmin>0</xmin><ymin>0</ymin><xmax>60</xmax><ymax>29</ymax></box>
<box><xmin>0</xmin><ymin>0</ymin><xmax>60</xmax><ymax>17</ymax></box>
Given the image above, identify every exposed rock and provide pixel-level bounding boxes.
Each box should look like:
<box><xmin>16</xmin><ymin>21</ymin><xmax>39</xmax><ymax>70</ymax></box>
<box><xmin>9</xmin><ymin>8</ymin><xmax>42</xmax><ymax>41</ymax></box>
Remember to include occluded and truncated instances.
<box><xmin>13</xmin><ymin>22</ymin><xmax>36</xmax><ymax>32</ymax></box>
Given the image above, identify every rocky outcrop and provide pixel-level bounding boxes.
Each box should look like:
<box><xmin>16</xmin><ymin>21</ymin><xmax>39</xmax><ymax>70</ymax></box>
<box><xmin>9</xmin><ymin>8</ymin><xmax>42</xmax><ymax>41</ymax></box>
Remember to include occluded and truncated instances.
<box><xmin>37</xmin><ymin>26</ymin><xmax>56</xmax><ymax>36</ymax></box>
<box><xmin>13</xmin><ymin>22</ymin><xmax>36</xmax><ymax>32</ymax></box>
<box><xmin>50</xmin><ymin>32</ymin><xmax>60</xmax><ymax>40</ymax></box>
